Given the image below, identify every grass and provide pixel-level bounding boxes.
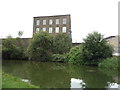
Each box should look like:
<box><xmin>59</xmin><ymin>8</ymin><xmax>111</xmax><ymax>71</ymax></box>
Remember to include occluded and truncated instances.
<box><xmin>98</xmin><ymin>57</ymin><xmax>120</xmax><ymax>69</ymax></box>
<box><xmin>0</xmin><ymin>68</ymin><xmax>2</xmax><ymax>89</ymax></box>
<box><xmin>2</xmin><ymin>72</ymin><xmax>39</xmax><ymax>88</ymax></box>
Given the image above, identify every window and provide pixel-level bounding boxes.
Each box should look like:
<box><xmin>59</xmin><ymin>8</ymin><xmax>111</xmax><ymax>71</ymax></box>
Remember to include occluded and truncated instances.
<box><xmin>43</xmin><ymin>20</ymin><xmax>46</xmax><ymax>25</ymax></box>
<box><xmin>36</xmin><ymin>20</ymin><xmax>40</xmax><ymax>25</ymax></box>
<box><xmin>36</xmin><ymin>28</ymin><xmax>40</xmax><ymax>33</ymax></box>
<box><xmin>56</xmin><ymin>19</ymin><xmax>59</xmax><ymax>24</ymax></box>
<box><xmin>49</xmin><ymin>19</ymin><xmax>53</xmax><ymax>25</ymax></box>
<box><xmin>63</xmin><ymin>18</ymin><xmax>66</xmax><ymax>24</ymax></box>
<box><xmin>43</xmin><ymin>27</ymin><xmax>46</xmax><ymax>31</ymax></box>
<box><xmin>62</xmin><ymin>27</ymin><xmax>66</xmax><ymax>33</ymax></box>
<box><xmin>49</xmin><ymin>27</ymin><xmax>52</xmax><ymax>33</ymax></box>
<box><xmin>55</xmin><ymin>27</ymin><xmax>59</xmax><ymax>33</ymax></box>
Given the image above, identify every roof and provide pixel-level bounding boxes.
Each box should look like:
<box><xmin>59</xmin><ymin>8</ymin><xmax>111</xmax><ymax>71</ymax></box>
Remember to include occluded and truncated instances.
<box><xmin>2</xmin><ymin>38</ymin><xmax>32</xmax><ymax>40</ymax></box>
<box><xmin>104</xmin><ymin>36</ymin><xmax>116</xmax><ymax>40</ymax></box>
<box><xmin>33</xmin><ymin>14</ymin><xmax>71</xmax><ymax>18</ymax></box>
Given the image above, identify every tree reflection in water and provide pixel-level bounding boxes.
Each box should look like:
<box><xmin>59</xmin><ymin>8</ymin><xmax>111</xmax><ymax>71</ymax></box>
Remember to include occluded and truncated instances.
<box><xmin>2</xmin><ymin>60</ymin><xmax>119</xmax><ymax>88</ymax></box>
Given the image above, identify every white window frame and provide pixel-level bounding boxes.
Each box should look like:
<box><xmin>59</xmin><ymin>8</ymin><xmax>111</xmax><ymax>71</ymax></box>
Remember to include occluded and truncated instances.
<box><xmin>36</xmin><ymin>28</ymin><xmax>40</xmax><ymax>33</ymax></box>
<box><xmin>63</xmin><ymin>18</ymin><xmax>67</xmax><ymax>24</ymax></box>
<box><xmin>43</xmin><ymin>20</ymin><xmax>46</xmax><ymax>25</ymax></box>
<box><xmin>49</xmin><ymin>19</ymin><xmax>53</xmax><ymax>25</ymax></box>
<box><xmin>49</xmin><ymin>27</ymin><xmax>52</xmax><ymax>33</ymax></box>
<box><xmin>55</xmin><ymin>27</ymin><xmax>59</xmax><ymax>33</ymax></box>
<box><xmin>56</xmin><ymin>19</ymin><xmax>59</xmax><ymax>24</ymax></box>
<box><xmin>36</xmin><ymin>20</ymin><xmax>40</xmax><ymax>25</ymax></box>
<box><xmin>43</xmin><ymin>27</ymin><xmax>46</xmax><ymax>31</ymax></box>
<box><xmin>62</xmin><ymin>27</ymin><xmax>66</xmax><ymax>33</ymax></box>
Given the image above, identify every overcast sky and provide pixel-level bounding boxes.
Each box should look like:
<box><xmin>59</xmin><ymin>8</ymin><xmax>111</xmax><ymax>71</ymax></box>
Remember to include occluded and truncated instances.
<box><xmin>0</xmin><ymin>0</ymin><xmax>119</xmax><ymax>42</ymax></box>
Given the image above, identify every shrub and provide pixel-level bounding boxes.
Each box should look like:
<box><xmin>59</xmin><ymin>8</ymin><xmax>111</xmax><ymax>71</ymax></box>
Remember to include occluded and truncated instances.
<box><xmin>51</xmin><ymin>54</ymin><xmax>66</xmax><ymax>62</ymax></box>
<box><xmin>15</xmin><ymin>38</ymin><xmax>28</xmax><ymax>59</ymax></box>
<box><xmin>66</xmin><ymin>45</ymin><xmax>84</xmax><ymax>64</ymax></box>
<box><xmin>27</xmin><ymin>31</ymin><xmax>53</xmax><ymax>61</ymax></box>
<box><xmin>98</xmin><ymin>57</ymin><xmax>119</xmax><ymax>69</ymax></box>
<box><xmin>52</xmin><ymin>33</ymin><xmax>72</xmax><ymax>54</ymax></box>
<box><xmin>2</xmin><ymin>37</ymin><xmax>25</xmax><ymax>60</ymax></box>
<box><xmin>82</xmin><ymin>32</ymin><xmax>113</xmax><ymax>65</ymax></box>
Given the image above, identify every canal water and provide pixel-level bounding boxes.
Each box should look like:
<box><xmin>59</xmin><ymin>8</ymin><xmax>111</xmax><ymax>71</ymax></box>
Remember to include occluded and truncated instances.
<box><xmin>2</xmin><ymin>60</ymin><xmax>119</xmax><ymax>88</ymax></box>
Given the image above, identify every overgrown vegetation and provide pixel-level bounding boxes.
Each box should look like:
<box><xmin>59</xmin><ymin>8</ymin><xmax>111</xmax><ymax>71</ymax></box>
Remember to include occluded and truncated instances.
<box><xmin>27</xmin><ymin>31</ymin><xmax>53</xmax><ymax>61</ymax></box>
<box><xmin>2</xmin><ymin>31</ymin><xmax>117</xmax><ymax>69</ymax></box>
<box><xmin>52</xmin><ymin>33</ymin><xmax>72</xmax><ymax>54</ymax></box>
<box><xmin>82</xmin><ymin>32</ymin><xmax>113</xmax><ymax>65</ymax></box>
<box><xmin>2</xmin><ymin>37</ymin><xmax>25</xmax><ymax>60</ymax></box>
<box><xmin>2</xmin><ymin>72</ymin><xmax>39</xmax><ymax>88</ymax></box>
<box><xmin>51</xmin><ymin>54</ymin><xmax>66</xmax><ymax>62</ymax></box>
<box><xmin>66</xmin><ymin>32</ymin><xmax>113</xmax><ymax>66</ymax></box>
<box><xmin>66</xmin><ymin>45</ymin><xmax>84</xmax><ymax>64</ymax></box>
<box><xmin>27</xmin><ymin>32</ymin><xmax>72</xmax><ymax>62</ymax></box>
<box><xmin>98</xmin><ymin>57</ymin><xmax>119</xmax><ymax>69</ymax></box>
<box><xmin>2</xmin><ymin>32</ymin><xmax>28</xmax><ymax>60</ymax></box>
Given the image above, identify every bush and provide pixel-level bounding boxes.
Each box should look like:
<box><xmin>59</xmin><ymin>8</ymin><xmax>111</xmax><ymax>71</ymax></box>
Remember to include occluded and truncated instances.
<box><xmin>27</xmin><ymin>31</ymin><xmax>53</xmax><ymax>61</ymax></box>
<box><xmin>51</xmin><ymin>54</ymin><xmax>66</xmax><ymax>62</ymax></box>
<box><xmin>2</xmin><ymin>37</ymin><xmax>25</xmax><ymax>60</ymax></box>
<box><xmin>98</xmin><ymin>57</ymin><xmax>119</xmax><ymax>69</ymax></box>
<box><xmin>27</xmin><ymin>32</ymin><xmax>72</xmax><ymax>62</ymax></box>
<box><xmin>15</xmin><ymin>38</ymin><xmax>28</xmax><ymax>59</ymax></box>
<box><xmin>66</xmin><ymin>45</ymin><xmax>84</xmax><ymax>64</ymax></box>
<box><xmin>52</xmin><ymin>33</ymin><xmax>72</xmax><ymax>54</ymax></box>
<box><xmin>82</xmin><ymin>32</ymin><xmax>113</xmax><ymax>65</ymax></box>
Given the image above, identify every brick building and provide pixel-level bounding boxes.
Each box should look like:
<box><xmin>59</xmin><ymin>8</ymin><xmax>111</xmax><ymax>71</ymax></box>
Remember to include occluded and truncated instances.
<box><xmin>33</xmin><ymin>14</ymin><xmax>72</xmax><ymax>39</ymax></box>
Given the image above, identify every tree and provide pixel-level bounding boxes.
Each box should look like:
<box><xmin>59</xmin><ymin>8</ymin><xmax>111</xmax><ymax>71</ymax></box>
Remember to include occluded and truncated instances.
<box><xmin>27</xmin><ymin>31</ymin><xmax>53</xmax><ymax>61</ymax></box>
<box><xmin>16</xmin><ymin>31</ymin><xmax>28</xmax><ymax>59</ymax></box>
<box><xmin>82</xmin><ymin>32</ymin><xmax>113</xmax><ymax>65</ymax></box>
<box><xmin>18</xmin><ymin>31</ymin><xmax>23</xmax><ymax>38</ymax></box>
<box><xmin>2</xmin><ymin>34</ymin><xmax>28</xmax><ymax>60</ymax></box>
<box><xmin>52</xmin><ymin>33</ymin><xmax>72</xmax><ymax>54</ymax></box>
<box><xmin>66</xmin><ymin>45</ymin><xmax>84</xmax><ymax>64</ymax></box>
<box><xmin>2</xmin><ymin>36</ymin><xmax>22</xmax><ymax>60</ymax></box>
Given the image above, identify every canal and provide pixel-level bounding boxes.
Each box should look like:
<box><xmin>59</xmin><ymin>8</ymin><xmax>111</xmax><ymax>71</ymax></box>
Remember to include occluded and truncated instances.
<box><xmin>2</xmin><ymin>60</ymin><xmax>119</xmax><ymax>88</ymax></box>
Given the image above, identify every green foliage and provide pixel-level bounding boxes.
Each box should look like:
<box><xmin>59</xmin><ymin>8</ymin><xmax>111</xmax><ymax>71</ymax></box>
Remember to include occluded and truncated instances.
<box><xmin>27</xmin><ymin>31</ymin><xmax>53</xmax><ymax>61</ymax></box>
<box><xmin>2</xmin><ymin>36</ymin><xmax>27</xmax><ymax>60</ymax></box>
<box><xmin>66</xmin><ymin>45</ymin><xmax>84</xmax><ymax>64</ymax></box>
<box><xmin>2</xmin><ymin>37</ymin><xmax>21</xmax><ymax>60</ymax></box>
<box><xmin>15</xmin><ymin>37</ymin><xmax>28</xmax><ymax>59</ymax></box>
<box><xmin>2</xmin><ymin>72</ymin><xmax>39</xmax><ymax>88</ymax></box>
<box><xmin>52</xmin><ymin>33</ymin><xmax>72</xmax><ymax>54</ymax></box>
<box><xmin>51</xmin><ymin>54</ymin><xmax>66</xmax><ymax>62</ymax></box>
<box><xmin>0</xmin><ymin>39</ymin><xmax>1</xmax><ymax>54</ymax></box>
<box><xmin>82</xmin><ymin>32</ymin><xmax>113</xmax><ymax>65</ymax></box>
<box><xmin>98</xmin><ymin>57</ymin><xmax>119</xmax><ymax>69</ymax></box>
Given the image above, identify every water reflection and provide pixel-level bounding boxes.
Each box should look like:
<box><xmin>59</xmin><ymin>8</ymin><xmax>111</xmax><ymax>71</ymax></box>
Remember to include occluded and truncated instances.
<box><xmin>2</xmin><ymin>60</ymin><xmax>119</xmax><ymax>88</ymax></box>
<box><xmin>70</xmin><ymin>78</ymin><xmax>86</xmax><ymax>88</ymax></box>
<box><xmin>21</xmin><ymin>79</ymin><xmax>30</xmax><ymax>83</ymax></box>
<box><xmin>107</xmin><ymin>82</ymin><xmax>119</xmax><ymax>89</ymax></box>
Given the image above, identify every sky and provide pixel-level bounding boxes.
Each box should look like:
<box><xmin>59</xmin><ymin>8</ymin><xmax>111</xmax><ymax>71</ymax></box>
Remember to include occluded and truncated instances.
<box><xmin>0</xmin><ymin>0</ymin><xmax>119</xmax><ymax>42</ymax></box>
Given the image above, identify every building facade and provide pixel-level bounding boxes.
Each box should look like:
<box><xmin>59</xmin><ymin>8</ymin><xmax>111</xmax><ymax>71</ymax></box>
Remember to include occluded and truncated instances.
<box><xmin>105</xmin><ymin>36</ymin><xmax>120</xmax><ymax>56</ymax></box>
<box><xmin>33</xmin><ymin>14</ymin><xmax>72</xmax><ymax>39</ymax></box>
